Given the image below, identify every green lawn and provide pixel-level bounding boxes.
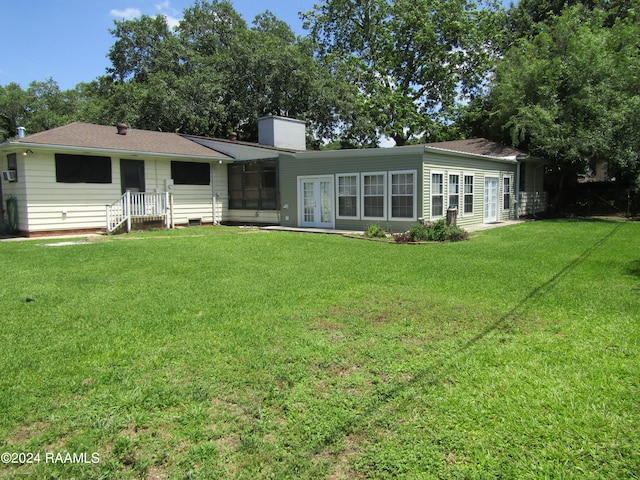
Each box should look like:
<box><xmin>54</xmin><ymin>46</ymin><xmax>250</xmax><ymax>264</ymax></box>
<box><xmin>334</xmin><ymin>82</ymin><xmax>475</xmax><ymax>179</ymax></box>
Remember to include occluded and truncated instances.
<box><xmin>1</xmin><ymin>219</ymin><xmax>638</xmax><ymax>479</ymax></box>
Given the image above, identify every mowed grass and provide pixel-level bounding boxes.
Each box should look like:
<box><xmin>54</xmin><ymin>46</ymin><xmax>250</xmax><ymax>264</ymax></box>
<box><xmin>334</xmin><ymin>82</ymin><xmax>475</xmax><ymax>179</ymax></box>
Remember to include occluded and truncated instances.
<box><xmin>0</xmin><ymin>219</ymin><xmax>638</xmax><ymax>479</ymax></box>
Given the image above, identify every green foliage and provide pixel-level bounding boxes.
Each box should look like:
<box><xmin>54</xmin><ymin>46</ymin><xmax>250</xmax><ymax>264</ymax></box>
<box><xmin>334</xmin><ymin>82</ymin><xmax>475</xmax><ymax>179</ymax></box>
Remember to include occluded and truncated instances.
<box><xmin>461</xmin><ymin>3</ymin><xmax>640</xmax><ymax>203</ymax></box>
<box><xmin>364</xmin><ymin>223</ymin><xmax>388</xmax><ymax>238</ymax></box>
<box><xmin>395</xmin><ymin>219</ymin><xmax>468</xmax><ymax>242</ymax></box>
<box><xmin>303</xmin><ymin>0</ymin><xmax>503</xmax><ymax>146</ymax></box>
<box><xmin>0</xmin><ymin>79</ymin><xmax>79</xmax><ymax>141</ymax></box>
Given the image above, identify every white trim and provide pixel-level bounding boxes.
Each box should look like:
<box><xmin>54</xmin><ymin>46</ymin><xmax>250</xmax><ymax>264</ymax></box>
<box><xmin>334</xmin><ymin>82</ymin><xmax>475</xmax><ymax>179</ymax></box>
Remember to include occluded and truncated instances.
<box><xmin>335</xmin><ymin>173</ymin><xmax>360</xmax><ymax>220</ymax></box>
<box><xmin>484</xmin><ymin>176</ymin><xmax>499</xmax><ymax>223</ymax></box>
<box><xmin>502</xmin><ymin>175</ymin><xmax>512</xmax><ymax>212</ymax></box>
<box><xmin>361</xmin><ymin>171</ymin><xmax>387</xmax><ymax>221</ymax></box>
<box><xmin>388</xmin><ymin>170</ymin><xmax>417</xmax><ymax>221</ymax></box>
<box><xmin>430</xmin><ymin>171</ymin><xmax>445</xmax><ymax>220</ymax></box>
<box><xmin>447</xmin><ymin>172</ymin><xmax>461</xmax><ymax>211</ymax></box>
<box><xmin>462</xmin><ymin>173</ymin><xmax>475</xmax><ymax>217</ymax></box>
<box><xmin>297</xmin><ymin>175</ymin><xmax>335</xmax><ymax>228</ymax></box>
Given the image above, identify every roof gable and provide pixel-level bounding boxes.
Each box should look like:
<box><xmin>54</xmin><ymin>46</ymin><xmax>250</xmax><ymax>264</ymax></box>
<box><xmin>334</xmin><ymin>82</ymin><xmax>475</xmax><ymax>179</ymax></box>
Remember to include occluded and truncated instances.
<box><xmin>12</xmin><ymin>122</ymin><xmax>230</xmax><ymax>159</ymax></box>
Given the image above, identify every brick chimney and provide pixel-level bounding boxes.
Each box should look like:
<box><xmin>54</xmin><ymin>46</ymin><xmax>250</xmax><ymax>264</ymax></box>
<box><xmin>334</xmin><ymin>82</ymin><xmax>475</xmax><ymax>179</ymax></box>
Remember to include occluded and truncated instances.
<box><xmin>116</xmin><ymin>123</ymin><xmax>128</xmax><ymax>135</ymax></box>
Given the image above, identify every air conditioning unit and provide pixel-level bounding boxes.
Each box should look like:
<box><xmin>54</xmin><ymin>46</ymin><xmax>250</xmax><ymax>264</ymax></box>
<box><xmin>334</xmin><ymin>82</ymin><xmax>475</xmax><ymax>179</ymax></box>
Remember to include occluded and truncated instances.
<box><xmin>2</xmin><ymin>170</ymin><xmax>17</xmax><ymax>182</ymax></box>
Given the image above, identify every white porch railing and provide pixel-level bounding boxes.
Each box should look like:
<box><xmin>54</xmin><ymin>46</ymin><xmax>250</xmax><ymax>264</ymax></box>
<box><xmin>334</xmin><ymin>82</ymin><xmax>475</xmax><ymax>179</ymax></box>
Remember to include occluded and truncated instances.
<box><xmin>106</xmin><ymin>191</ymin><xmax>172</xmax><ymax>233</ymax></box>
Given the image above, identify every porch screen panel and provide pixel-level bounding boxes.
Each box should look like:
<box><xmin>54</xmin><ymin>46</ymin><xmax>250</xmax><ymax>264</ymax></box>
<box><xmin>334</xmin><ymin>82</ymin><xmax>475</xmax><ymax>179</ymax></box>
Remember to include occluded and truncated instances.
<box><xmin>227</xmin><ymin>160</ymin><xmax>278</xmax><ymax>210</ymax></box>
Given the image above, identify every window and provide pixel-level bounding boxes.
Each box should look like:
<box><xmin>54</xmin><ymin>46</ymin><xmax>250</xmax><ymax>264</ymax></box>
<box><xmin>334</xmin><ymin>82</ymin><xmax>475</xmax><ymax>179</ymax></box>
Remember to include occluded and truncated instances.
<box><xmin>7</xmin><ymin>153</ymin><xmax>17</xmax><ymax>182</ymax></box>
<box><xmin>464</xmin><ymin>175</ymin><xmax>474</xmax><ymax>214</ymax></box>
<box><xmin>228</xmin><ymin>160</ymin><xmax>278</xmax><ymax>210</ymax></box>
<box><xmin>448</xmin><ymin>174</ymin><xmax>460</xmax><ymax>209</ymax></box>
<box><xmin>390</xmin><ymin>171</ymin><xmax>415</xmax><ymax>219</ymax></box>
<box><xmin>362</xmin><ymin>173</ymin><xmax>385</xmax><ymax>219</ymax></box>
<box><xmin>171</xmin><ymin>161</ymin><xmax>210</xmax><ymax>185</ymax></box>
<box><xmin>55</xmin><ymin>154</ymin><xmax>111</xmax><ymax>183</ymax></box>
<box><xmin>503</xmin><ymin>176</ymin><xmax>511</xmax><ymax>210</ymax></box>
<box><xmin>337</xmin><ymin>174</ymin><xmax>358</xmax><ymax>218</ymax></box>
<box><xmin>431</xmin><ymin>173</ymin><xmax>444</xmax><ymax>218</ymax></box>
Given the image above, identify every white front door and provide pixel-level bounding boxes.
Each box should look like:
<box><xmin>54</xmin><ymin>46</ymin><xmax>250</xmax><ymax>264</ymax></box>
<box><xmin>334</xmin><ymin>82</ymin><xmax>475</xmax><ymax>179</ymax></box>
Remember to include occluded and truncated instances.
<box><xmin>484</xmin><ymin>177</ymin><xmax>499</xmax><ymax>223</ymax></box>
<box><xmin>299</xmin><ymin>176</ymin><xmax>334</xmax><ymax>228</ymax></box>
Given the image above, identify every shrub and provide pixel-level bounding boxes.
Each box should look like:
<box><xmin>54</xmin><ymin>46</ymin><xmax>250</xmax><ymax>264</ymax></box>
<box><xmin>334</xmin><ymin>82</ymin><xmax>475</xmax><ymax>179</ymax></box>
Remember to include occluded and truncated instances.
<box><xmin>364</xmin><ymin>223</ymin><xmax>388</xmax><ymax>238</ymax></box>
<box><xmin>394</xmin><ymin>220</ymin><xmax>468</xmax><ymax>243</ymax></box>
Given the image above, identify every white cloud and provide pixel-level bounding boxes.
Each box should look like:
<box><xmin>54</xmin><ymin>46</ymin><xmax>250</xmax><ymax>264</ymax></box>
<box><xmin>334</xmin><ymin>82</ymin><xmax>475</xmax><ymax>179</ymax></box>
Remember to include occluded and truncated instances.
<box><xmin>154</xmin><ymin>1</ymin><xmax>181</xmax><ymax>30</ymax></box>
<box><xmin>155</xmin><ymin>0</ymin><xmax>178</xmax><ymax>15</ymax></box>
<box><xmin>161</xmin><ymin>15</ymin><xmax>181</xmax><ymax>30</ymax></box>
<box><xmin>110</xmin><ymin>8</ymin><xmax>142</xmax><ymax>19</ymax></box>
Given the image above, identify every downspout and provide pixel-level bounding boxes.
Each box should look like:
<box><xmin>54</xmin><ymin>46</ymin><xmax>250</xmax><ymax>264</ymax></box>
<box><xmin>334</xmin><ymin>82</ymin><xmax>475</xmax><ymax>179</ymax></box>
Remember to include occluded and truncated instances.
<box><xmin>515</xmin><ymin>160</ymin><xmax>521</xmax><ymax>220</ymax></box>
<box><xmin>515</xmin><ymin>154</ymin><xmax>530</xmax><ymax>219</ymax></box>
<box><xmin>211</xmin><ymin>162</ymin><xmax>217</xmax><ymax>225</ymax></box>
<box><xmin>0</xmin><ymin>172</ymin><xmax>4</xmax><ymax>231</ymax></box>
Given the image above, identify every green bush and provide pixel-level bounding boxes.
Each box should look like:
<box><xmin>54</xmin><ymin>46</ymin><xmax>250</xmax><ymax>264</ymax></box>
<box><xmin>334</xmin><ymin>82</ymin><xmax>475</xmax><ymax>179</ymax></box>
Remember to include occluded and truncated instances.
<box><xmin>364</xmin><ymin>223</ymin><xmax>388</xmax><ymax>238</ymax></box>
<box><xmin>395</xmin><ymin>220</ymin><xmax>468</xmax><ymax>243</ymax></box>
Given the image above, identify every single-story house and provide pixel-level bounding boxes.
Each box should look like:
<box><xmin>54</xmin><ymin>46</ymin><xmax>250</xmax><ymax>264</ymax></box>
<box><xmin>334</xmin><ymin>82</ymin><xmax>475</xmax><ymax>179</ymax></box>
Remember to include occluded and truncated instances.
<box><xmin>277</xmin><ymin>138</ymin><xmax>546</xmax><ymax>232</ymax></box>
<box><xmin>0</xmin><ymin>117</ymin><xmax>546</xmax><ymax>236</ymax></box>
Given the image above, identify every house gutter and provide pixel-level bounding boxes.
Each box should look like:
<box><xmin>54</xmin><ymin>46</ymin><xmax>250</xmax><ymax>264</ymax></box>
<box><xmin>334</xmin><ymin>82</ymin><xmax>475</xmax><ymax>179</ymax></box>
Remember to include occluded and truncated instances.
<box><xmin>1</xmin><ymin>141</ymin><xmax>234</xmax><ymax>163</ymax></box>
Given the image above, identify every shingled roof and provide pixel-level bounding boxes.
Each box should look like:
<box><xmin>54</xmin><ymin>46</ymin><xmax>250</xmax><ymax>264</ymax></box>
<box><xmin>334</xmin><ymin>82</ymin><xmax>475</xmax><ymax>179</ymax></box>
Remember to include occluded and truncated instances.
<box><xmin>12</xmin><ymin>122</ymin><xmax>230</xmax><ymax>160</ymax></box>
<box><xmin>425</xmin><ymin>138</ymin><xmax>526</xmax><ymax>160</ymax></box>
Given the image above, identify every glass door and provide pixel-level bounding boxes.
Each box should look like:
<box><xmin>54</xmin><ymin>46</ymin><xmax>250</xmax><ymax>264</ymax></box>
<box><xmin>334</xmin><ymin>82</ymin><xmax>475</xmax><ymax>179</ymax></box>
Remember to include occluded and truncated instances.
<box><xmin>299</xmin><ymin>177</ymin><xmax>334</xmax><ymax>228</ymax></box>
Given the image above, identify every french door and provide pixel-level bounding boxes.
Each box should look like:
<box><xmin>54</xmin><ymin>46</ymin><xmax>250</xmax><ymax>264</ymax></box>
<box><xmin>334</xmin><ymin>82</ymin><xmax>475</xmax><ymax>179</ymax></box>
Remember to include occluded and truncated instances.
<box><xmin>299</xmin><ymin>176</ymin><xmax>334</xmax><ymax>228</ymax></box>
<box><xmin>484</xmin><ymin>177</ymin><xmax>499</xmax><ymax>223</ymax></box>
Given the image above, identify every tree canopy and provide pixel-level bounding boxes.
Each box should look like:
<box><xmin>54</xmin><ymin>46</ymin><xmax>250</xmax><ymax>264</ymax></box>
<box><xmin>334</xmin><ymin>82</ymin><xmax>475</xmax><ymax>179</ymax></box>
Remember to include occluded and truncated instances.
<box><xmin>460</xmin><ymin>1</ymin><xmax>640</xmax><ymax>203</ymax></box>
<box><xmin>1</xmin><ymin>0</ymin><xmax>640</xmax><ymax>201</ymax></box>
<box><xmin>303</xmin><ymin>0</ymin><xmax>503</xmax><ymax>146</ymax></box>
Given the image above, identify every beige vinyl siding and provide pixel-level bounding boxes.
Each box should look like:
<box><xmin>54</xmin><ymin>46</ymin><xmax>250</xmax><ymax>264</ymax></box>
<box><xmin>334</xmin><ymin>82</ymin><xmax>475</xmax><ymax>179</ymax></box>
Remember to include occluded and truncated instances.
<box><xmin>150</xmin><ymin>159</ymin><xmax>215</xmax><ymax>225</ymax></box>
<box><xmin>23</xmin><ymin>152</ymin><xmax>121</xmax><ymax>232</ymax></box>
<box><xmin>213</xmin><ymin>163</ymin><xmax>227</xmax><ymax>224</ymax></box>
<box><xmin>15</xmin><ymin>152</ymin><xmax>220</xmax><ymax>234</ymax></box>
<box><xmin>1</xmin><ymin>152</ymin><xmax>28</xmax><ymax>231</ymax></box>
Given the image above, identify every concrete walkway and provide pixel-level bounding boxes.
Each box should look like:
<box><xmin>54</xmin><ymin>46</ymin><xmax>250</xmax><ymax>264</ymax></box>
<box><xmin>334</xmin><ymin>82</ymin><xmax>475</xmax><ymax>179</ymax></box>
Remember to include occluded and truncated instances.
<box><xmin>262</xmin><ymin>220</ymin><xmax>526</xmax><ymax>236</ymax></box>
<box><xmin>1</xmin><ymin>220</ymin><xmax>526</xmax><ymax>242</ymax></box>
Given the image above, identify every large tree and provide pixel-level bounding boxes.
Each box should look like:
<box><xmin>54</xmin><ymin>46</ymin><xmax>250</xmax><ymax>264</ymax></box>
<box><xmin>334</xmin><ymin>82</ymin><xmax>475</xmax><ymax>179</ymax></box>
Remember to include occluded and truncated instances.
<box><xmin>99</xmin><ymin>0</ymin><xmax>348</xmax><ymax>141</ymax></box>
<box><xmin>462</xmin><ymin>5</ymin><xmax>640</xmax><ymax>207</ymax></box>
<box><xmin>0</xmin><ymin>79</ymin><xmax>79</xmax><ymax>141</ymax></box>
<box><xmin>303</xmin><ymin>0</ymin><xmax>503</xmax><ymax>146</ymax></box>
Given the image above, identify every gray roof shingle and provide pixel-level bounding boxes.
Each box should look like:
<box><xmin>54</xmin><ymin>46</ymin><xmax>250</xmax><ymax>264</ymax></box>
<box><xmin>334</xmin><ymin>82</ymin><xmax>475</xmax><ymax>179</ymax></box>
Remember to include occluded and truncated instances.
<box><xmin>425</xmin><ymin>138</ymin><xmax>525</xmax><ymax>159</ymax></box>
<box><xmin>14</xmin><ymin>122</ymin><xmax>230</xmax><ymax>159</ymax></box>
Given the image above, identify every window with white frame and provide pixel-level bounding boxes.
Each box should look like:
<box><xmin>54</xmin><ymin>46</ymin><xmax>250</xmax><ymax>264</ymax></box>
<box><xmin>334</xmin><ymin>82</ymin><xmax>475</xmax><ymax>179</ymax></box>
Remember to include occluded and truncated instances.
<box><xmin>448</xmin><ymin>174</ymin><xmax>460</xmax><ymax>210</ymax></box>
<box><xmin>431</xmin><ymin>173</ymin><xmax>444</xmax><ymax>218</ymax></box>
<box><xmin>390</xmin><ymin>171</ymin><xmax>416</xmax><ymax>219</ymax></box>
<box><xmin>337</xmin><ymin>174</ymin><xmax>358</xmax><ymax>218</ymax></box>
<box><xmin>362</xmin><ymin>173</ymin><xmax>385</xmax><ymax>219</ymax></box>
<box><xmin>464</xmin><ymin>174</ymin><xmax>474</xmax><ymax>214</ymax></box>
<box><xmin>503</xmin><ymin>176</ymin><xmax>511</xmax><ymax>210</ymax></box>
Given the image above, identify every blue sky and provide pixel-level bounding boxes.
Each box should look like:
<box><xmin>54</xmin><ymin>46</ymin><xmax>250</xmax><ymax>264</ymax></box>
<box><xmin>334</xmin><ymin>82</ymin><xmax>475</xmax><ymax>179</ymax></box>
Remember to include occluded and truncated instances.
<box><xmin>0</xmin><ymin>1</ymin><xmax>317</xmax><ymax>90</ymax></box>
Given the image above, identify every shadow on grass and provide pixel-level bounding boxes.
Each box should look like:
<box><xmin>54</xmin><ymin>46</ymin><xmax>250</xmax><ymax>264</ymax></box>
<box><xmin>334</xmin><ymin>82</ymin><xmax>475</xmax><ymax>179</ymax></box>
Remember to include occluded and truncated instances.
<box><xmin>315</xmin><ymin>221</ymin><xmax>625</xmax><ymax>456</ymax></box>
<box><xmin>460</xmin><ymin>221</ymin><xmax>623</xmax><ymax>349</ymax></box>
<box><xmin>627</xmin><ymin>260</ymin><xmax>640</xmax><ymax>279</ymax></box>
